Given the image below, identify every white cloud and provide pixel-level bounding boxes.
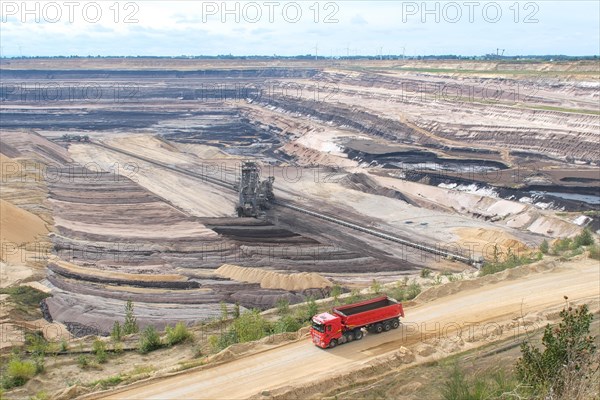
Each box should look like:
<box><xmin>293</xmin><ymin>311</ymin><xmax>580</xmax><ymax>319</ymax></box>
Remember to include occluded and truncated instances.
<box><xmin>0</xmin><ymin>1</ymin><xmax>598</xmax><ymax>56</ymax></box>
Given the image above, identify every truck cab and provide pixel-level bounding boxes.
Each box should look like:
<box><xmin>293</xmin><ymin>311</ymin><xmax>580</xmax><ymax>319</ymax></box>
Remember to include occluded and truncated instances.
<box><xmin>310</xmin><ymin>312</ymin><xmax>341</xmax><ymax>348</ymax></box>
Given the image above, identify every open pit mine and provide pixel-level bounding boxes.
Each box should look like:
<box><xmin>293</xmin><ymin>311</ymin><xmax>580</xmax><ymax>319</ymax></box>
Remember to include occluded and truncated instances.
<box><xmin>0</xmin><ymin>58</ymin><xmax>598</xmax><ymax>399</ymax></box>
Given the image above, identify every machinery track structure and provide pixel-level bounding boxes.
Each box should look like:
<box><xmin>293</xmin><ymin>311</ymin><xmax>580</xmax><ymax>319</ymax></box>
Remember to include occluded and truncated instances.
<box><xmin>89</xmin><ymin>141</ymin><xmax>474</xmax><ymax>265</ymax></box>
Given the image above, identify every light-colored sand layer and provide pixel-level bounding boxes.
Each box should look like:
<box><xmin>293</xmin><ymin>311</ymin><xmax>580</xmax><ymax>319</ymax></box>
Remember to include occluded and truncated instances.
<box><xmin>0</xmin><ymin>199</ymin><xmax>49</xmax><ymax>246</ymax></box>
<box><xmin>216</xmin><ymin>264</ymin><xmax>332</xmax><ymax>291</ymax></box>
<box><xmin>53</xmin><ymin>258</ymin><xmax>187</xmax><ymax>282</ymax></box>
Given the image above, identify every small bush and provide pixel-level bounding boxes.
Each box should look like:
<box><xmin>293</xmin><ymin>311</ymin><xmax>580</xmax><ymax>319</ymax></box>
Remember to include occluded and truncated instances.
<box><xmin>217</xmin><ymin>330</ymin><xmax>238</xmax><ymax>351</ymax></box>
<box><xmin>574</xmin><ymin>228</ymin><xmax>594</xmax><ymax>247</ymax></box>
<box><xmin>516</xmin><ymin>303</ymin><xmax>597</xmax><ymax>397</ymax></box>
<box><xmin>305</xmin><ymin>296</ymin><xmax>318</xmax><ymax>321</ymax></box>
<box><xmin>370</xmin><ymin>279</ymin><xmax>382</xmax><ymax>294</ymax></box>
<box><xmin>589</xmin><ymin>244</ymin><xmax>600</xmax><ymax>260</ymax></box>
<box><xmin>123</xmin><ymin>300</ymin><xmax>138</xmax><ymax>335</ymax></box>
<box><xmin>441</xmin><ymin>364</ymin><xmax>519</xmax><ymax>400</ymax></box>
<box><xmin>165</xmin><ymin>322</ymin><xmax>193</xmax><ymax>346</ymax></box>
<box><xmin>138</xmin><ymin>326</ymin><xmax>162</xmax><ymax>354</ymax></box>
<box><xmin>60</xmin><ymin>339</ymin><xmax>68</xmax><ymax>352</ymax></box>
<box><xmin>30</xmin><ymin>391</ymin><xmax>49</xmax><ymax>400</ymax></box>
<box><xmin>405</xmin><ymin>280</ymin><xmax>421</xmax><ymax>300</ymax></box>
<box><xmin>347</xmin><ymin>289</ymin><xmax>362</xmax><ymax>304</ymax></box>
<box><xmin>111</xmin><ymin>321</ymin><xmax>123</xmax><ymax>342</ymax></box>
<box><xmin>539</xmin><ymin>239</ymin><xmax>549</xmax><ymax>254</ymax></box>
<box><xmin>112</xmin><ymin>341</ymin><xmax>124</xmax><ymax>354</ymax></box>
<box><xmin>276</xmin><ymin>298</ymin><xmax>290</xmax><ymax>316</ymax></box>
<box><xmin>25</xmin><ymin>332</ymin><xmax>48</xmax><ymax>357</ymax></box>
<box><xmin>233</xmin><ymin>310</ymin><xmax>269</xmax><ymax>343</ymax></box>
<box><xmin>32</xmin><ymin>354</ymin><xmax>45</xmax><ymax>373</ymax></box>
<box><xmin>77</xmin><ymin>355</ymin><xmax>90</xmax><ymax>369</ymax></box>
<box><xmin>2</xmin><ymin>358</ymin><xmax>36</xmax><ymax>389</ymax></box>
<box><xmin>91</xmin><ymin>375</ymin><xmax>123</xmax><ymax>390</ymax></box>
<box><xmin>208</xmin><ymin>335</ymin><xmax>220</xmax><ymax>353</ymax></box>
<box><xmin>92</xmin><ymin>339</ymin><xmax>108</xmax><ymax>363</ymax></box>
<box><xmin>330</xmin><ymin>284</ymin><xmax>342</xmax><ymax>304</ymax></box>
<box><xmin>420</xmin><ymin>268</ymin><xmax>432</xmax><ymax>278</ymax></box>
<box><xmin>552</xmin><ymin>237</ymin><xmax>573</xmax><ymax>254</ymax></box>
<box><xmin>220</xmin><ymin>301</ymin><xmax>229</xmax><ymax>321</ymax></box>
<box><xmin>275</xmin><ymin>315</ymin><xmax>302</xmax><ymax>333</ymax></box>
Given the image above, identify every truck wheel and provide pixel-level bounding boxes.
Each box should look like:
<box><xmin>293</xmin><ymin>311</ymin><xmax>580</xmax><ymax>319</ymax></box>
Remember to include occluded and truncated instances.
<box><xmin>329</xmin><ymin>339</ymin><xmax>337</xmax><ymax>348</ymax></box>
<box><xmin>354</xmin><ymin>330</ymin><xmax>363</xmax><ymax>340</ymax></box>
<box><xmin>374</xmin><ymin>323</ymin><xmax>383</xmax><ymax>334</ymax></box>
<box><xmin>345</xmin><ymin>332</ymin><xmax>354</xmax><ymax>342</ymax></box>
<box><xmin>383</xmin><ymin>322</ymin><xmax>392</xmax><ymax>331</ymax></box>
<box><xmin>391</xmin><ymin>319</ymin><xmax>400</xmax><ymax>329</ymax></box>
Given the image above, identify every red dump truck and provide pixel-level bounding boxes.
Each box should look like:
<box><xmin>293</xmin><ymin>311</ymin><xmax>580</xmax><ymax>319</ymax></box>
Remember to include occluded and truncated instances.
<box><xmin>310</xmin><ymin>295</ymin><xmax>404</xmax><ymax>349</ymax></box>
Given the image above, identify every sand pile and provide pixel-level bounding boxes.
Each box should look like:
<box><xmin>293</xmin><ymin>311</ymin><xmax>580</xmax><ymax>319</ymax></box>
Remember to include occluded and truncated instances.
<box><xmin>453</xmin><ymin>227</ymin><xmax>530</xmax><ymax>257</ymax></box>
<box><xmin>0</xmin><ymin>199</ymin><xmax>49</xmax><ymax>262</ymax></box>
<box><xmin>216</xmin><ymin>264</ymin><xmax>332</xmax><ymax>291</ymax></box>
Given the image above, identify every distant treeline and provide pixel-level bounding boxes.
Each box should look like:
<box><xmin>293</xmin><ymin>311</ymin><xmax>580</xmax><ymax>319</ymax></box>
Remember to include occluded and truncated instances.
<box><xmin>1</xmin><ymin>54</ymin><xmax>598</xmax><ymax>61</ymax></box>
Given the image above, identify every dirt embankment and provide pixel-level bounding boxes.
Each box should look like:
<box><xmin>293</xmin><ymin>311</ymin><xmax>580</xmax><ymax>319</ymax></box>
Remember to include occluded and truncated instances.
<box><xmin>0</xmin><ymin>199</ymin><xmax>49</xmax><ymax>264</ymax></box>
<box><xmin>216</xmin><ymin>264</ymin><xmax>332</xmax><ymax>291</ymax></box>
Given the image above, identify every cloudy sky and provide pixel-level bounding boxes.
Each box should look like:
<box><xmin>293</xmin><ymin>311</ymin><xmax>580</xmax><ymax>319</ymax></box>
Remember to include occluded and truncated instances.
<box><xmin>1</xmin><ymin>1</ymin><xmax>598</xmax><ymax>57</ymax></box>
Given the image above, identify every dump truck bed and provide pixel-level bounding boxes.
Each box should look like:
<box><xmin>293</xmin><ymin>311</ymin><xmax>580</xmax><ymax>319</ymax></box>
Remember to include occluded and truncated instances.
<box><xmin>332</xmin><ymin>295</ymin><xmax>404</xmax><ymax>328</ymax></box>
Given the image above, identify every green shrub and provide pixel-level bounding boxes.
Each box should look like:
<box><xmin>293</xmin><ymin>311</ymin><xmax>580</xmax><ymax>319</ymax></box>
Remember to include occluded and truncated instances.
<box><xmin>123</xmin><ymin>300</ymin><xmax>139</xmax><ymax>335</ymax></box>
<box><xmin>405</xmin><ymin>280</ymin><xmax>421</xmax><ymax>300</ymax></box>
<box><xmin>217</xmin><ymin>330</ymin><xmax>238</xmax><ymax>351</ymax></box>
<box><xmin>25</xmin><ymin>332</ymin><xmax>48</xmax><ymax>357</ymax></box>
<box><xmin>539</xmin><ymin>239</ymin><xmax>549</xmax><ymax>254</ymax></box>
<box><xmin>138</xmin><ymin>326</ymin><xmax>162</xmax><ymax>354</ymax></box>
<box><xmin>91</xmin><ymin>375</ymin><xmax>123</xmax><ymax>390</ymax></box>
<box><xmin>220</xmin><ymin>301</ymin><xmax>229</xmax><ymax>321</ymax></box>
<box><xmin>32</xmin><ymin>354</ymin><xmax>45</xmax><ymax>373</ymax></box>
<box><xmin>232</xmin><ymin>310</ymin><xmax>268</xmax><ymax>343</ymax></box>
<box><xmin>420</xmin><ymin>268</ymin><xmax>432</xmax><ymax>278</ymax></box>
<box><xmin>92</xmin><ymin>339</ymin><xmax>108</xmax><ymax>363</ymax></box>
<box><xmin>274</xmin><ymin>315</ymin><xmax>302</xmax><ymax>333</ymax></box>
<box><xmin>165</xmin><ymin>322</ymin><xmax>193</xmax><ymax>346</ymax></box>
<box><xmin>441</xmin><ymin>364</ymin><xmax>519</xmax><ymax>400</ymax></box>
<box><xmin>479</xmin><ymin>251</ymin><xmax>537</xmax><ymax>276</ymax></box>
<box><xmin>370</xmin><ymin>279</ymin><xmax>382</xmax><ymax>294</ymax></box>
<box><xmin>589</xmin><ymin>244</ymin><xmax>600</xmax><ymax>260</ymax></box>
<box><xmin>276</xmin><ymin>298</ymin><xmax>290</xmax><ymax>316</ymax></box>
<box><xmin>552</xmin><ymin>237</ymin><xmax>573</xmax><ymax>254</ymax></box>
<box><xmin>233</xmin><ymin>302</ymin><xmax>241</xmax><ymax>318</ymax></box>
<box><xmin>305</xmin><ymin>296</ymin><xmax>318</xmax><ymax>321</ymax></box>
<box><xmin>111</xmin><ymin>321</ymin><xmax>123</xmax><ymax>342</ymax></box>
<box><xmin>574</xmin><ymin>228</ymin><xmax>594</xmax><ymax>247</ymax></box>
<box><xmin>112</xmin><ymin>341</ymin><xmax>124</xmax><ymax>354</ymax></box>
<box><xmin>208</xmin><ymin>335</ymin><xmax>220</xmax><ymax>353</ymax></box>
<box><xmin>30</xmin><ymin>390</ymin><xmax>49</xmax><ymax>400</ymax></box>
<box><xmin>0</xmin><ymin>287</ymin><xmax>51</xmax><ymax>308</ymax></box>
<box><xmin>330</xmin><ymin>284</ymin><xmax>342</xmax><ymax>304</ymax></box>
<box><xmin>2</xmin><ymin>357</ymin><xmax>36</xmax><ymax>389</ymax></box>
<box><xmin>516</xmin><ymin>303</ymin><xmax>596</xmax><ymax>397</ymax></box>
<box><xmin>77</xmin><ymin>355</ymin><xmax>90</xmax><ymax>369</ymax></box>
<box><xmin>60</xmin><ymin>339</ymin><xmax>68</xmax><ymax>352</ymax></box>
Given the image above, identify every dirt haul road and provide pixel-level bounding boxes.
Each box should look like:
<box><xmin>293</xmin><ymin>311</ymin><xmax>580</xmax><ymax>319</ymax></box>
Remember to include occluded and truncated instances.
<box><xmin>98</xmin><ymin>260</ymin><xmax>599</xmax><ymax>400</ymax></box>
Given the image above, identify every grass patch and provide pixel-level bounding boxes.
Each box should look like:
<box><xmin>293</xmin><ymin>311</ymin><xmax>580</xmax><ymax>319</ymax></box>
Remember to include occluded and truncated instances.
<box><xmin>441</xmin><ymin>364</ymin><xmax>520</xmax><ymax>400</ymax></box>
<box><xmin>1</xmin><ymin>357</ymin><xmax>37</xmax><ymax>389</ymax></box>
<box><xmin>177</xmin><ymin>359</ymin><xmax>206</xmax><ymax>371</ymax></box>
<box><xmin>589</xmin><ymin>244</ymin><xmax>600</xmax><ymax>260</ymax></box>
<box><xmin>0</xmin><ymin>286</ymin><xmax>51</xmax><ymax>308</ymax></box>
<box><xmin>165</xmin><ymin>322</ymin><xmax>194</xmax><ymax>346</ymax></box>
<box><xmin>89</xmin><ymin>375</ymin><xmax>123</xmax><ymax>390</ymax></box>
<box><xmin>138</xmin><ymin>326</ymin><xmax>162</xmax><ymax>354</ymax></box>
